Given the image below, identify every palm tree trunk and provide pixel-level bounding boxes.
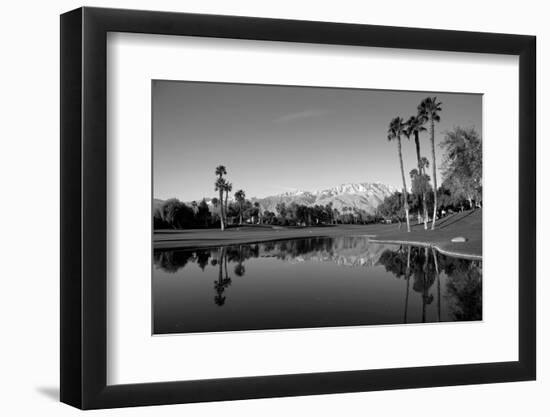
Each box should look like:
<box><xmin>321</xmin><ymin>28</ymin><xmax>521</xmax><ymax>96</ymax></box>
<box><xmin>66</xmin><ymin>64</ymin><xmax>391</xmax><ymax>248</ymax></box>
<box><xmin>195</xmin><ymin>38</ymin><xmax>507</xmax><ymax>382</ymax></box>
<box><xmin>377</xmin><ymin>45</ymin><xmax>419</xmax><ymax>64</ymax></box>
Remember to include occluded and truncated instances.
<box><xmin>430</xmin><ymin>118</ymin><xmax>438</xmax><ymax>230</ymax></box>
<box><xmin>224</xmin><ymin>190</ymin><xmax>229</xmax><ymax>225</ymax></box>
<box><xmin>414</xmin><ymin>132</ymin><xmax>422</xmax><ymax>170</ymax></box>
<box><xmin>422</xmin><ymin>193</ymin><xmax>428</xmax><ymax>230</ymax></box>
<box><xmin>397</xmin><ymin>138</ymin><xmax>411</xmax><ymax>232</ymax></box>
<box><xmin>239</xmin><ymin>203</ymin><xmax>243</xmax><ymax>225</ymax></box>
<box><xmin>219</xmin><ymin>191</ymin><xmax>225</xmax><ymax>231</ymax></box>
<box><xmin>415</xmin><ymin>132</ymin><xmax>428</xmax><ymax>230</ymax></box>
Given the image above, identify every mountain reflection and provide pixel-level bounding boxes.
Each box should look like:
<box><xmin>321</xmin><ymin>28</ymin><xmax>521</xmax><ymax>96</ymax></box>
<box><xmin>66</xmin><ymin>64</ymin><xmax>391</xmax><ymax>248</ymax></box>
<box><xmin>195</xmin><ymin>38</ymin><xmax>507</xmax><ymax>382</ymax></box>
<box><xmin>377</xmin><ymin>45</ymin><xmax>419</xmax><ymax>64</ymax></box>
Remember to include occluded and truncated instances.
<box><xmin>153</xmin><ymin>236</ymin><xmax>385</xmax><ymax>274</ymax></box>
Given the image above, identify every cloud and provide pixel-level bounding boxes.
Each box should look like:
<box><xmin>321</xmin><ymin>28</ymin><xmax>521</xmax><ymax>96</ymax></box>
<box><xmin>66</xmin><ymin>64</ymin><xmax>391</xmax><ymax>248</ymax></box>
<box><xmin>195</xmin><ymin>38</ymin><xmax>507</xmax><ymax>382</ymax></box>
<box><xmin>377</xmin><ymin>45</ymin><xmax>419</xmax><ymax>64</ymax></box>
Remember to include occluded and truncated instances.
<box><xmin>273</xmin><ymin>109</ymin><xmax>329</xmax><ymax>123</ymax></box>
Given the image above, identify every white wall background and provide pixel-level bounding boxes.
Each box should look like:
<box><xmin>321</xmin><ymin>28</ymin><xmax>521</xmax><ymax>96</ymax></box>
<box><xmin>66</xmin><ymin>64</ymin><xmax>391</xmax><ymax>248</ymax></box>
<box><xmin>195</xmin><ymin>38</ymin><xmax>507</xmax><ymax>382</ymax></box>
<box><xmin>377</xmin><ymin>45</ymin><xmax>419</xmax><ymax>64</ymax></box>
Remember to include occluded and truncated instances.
<box><xmin>0</xmin><ymin>0</ymin><xmax>545</xmax><ymax>415</ymax></box>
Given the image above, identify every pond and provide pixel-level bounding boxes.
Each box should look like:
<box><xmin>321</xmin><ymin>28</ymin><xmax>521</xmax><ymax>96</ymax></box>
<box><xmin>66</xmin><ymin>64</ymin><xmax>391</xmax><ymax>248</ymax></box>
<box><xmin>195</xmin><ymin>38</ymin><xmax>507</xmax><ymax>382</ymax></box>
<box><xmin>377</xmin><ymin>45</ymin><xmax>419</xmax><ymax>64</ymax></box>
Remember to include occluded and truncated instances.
<box><xmin>153</xmin><ymin>236</ymin><xmax>482</xmax><ymax>334</ymax></box>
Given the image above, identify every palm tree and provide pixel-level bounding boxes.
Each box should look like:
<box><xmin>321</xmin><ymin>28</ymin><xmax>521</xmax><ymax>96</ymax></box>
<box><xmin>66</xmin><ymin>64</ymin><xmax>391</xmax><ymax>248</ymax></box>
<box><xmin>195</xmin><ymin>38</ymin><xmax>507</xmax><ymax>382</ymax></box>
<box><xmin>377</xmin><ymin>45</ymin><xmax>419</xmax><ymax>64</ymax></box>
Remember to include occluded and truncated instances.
<box><xmin>223</xmin><ymin>182</ymin><xmax>232</xmax><ymax>225</ymax></box>
<box><xmin>405</xmin><ymin>115</ymin><xmax>428</xmax><ymax>230</ymax></box>
<box><xmin>214</xmin><ymin>178</ymin><xmax>226</xmax><ymax>231</ymax></box>
<box><xmin>420</xmin><ymin>157</ymin><xmax>430</xmax><ymax>171</ymax></box>
<box><xmin>388</xmin><ymin>116</ymin><xmax>411</xmax><ymax>232</ymax></box>
<box><xmin>214</xmin><ymin>165</ymin><xmax>227</xmax><ymax>231</ymax></box>
<box><xmin>234</xmin><ymin>189</ymin><xmax>246</xmax><ymax>224</ymax></box>
<box><xmin>418</xmin><ymin>97</ymin><xmax>442</xmax><ymax>230</ymax></box>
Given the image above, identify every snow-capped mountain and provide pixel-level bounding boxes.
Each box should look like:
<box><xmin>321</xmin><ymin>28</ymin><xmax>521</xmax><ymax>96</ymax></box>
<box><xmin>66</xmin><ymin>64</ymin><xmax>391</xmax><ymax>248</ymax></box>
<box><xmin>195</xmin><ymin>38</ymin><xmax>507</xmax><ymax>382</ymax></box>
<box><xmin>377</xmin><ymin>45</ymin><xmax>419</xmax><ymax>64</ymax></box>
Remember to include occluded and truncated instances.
<box><xmin>254</xmin><ymin>182</ymin><xmax>397</xmax><ymax>214</ymax></box>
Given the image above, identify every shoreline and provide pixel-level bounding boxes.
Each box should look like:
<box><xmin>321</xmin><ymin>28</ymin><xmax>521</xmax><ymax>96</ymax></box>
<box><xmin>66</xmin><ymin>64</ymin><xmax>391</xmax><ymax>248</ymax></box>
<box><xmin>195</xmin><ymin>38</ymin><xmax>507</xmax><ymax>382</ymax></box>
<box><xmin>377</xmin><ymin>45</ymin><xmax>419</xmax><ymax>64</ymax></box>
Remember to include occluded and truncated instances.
<box><xmin>155</xmin><ymin>232</ymin><xmax>481</xmax><ymax>260</ymax></box>
<box><xmin>368</xmin><ymin>238</ymin><xmax>482</xmax><ymax>260</ymax></box>
<box><xmin>153</xmin><ymin>211</ymin><xmax>482</xmax><ymax>260</ymax></box>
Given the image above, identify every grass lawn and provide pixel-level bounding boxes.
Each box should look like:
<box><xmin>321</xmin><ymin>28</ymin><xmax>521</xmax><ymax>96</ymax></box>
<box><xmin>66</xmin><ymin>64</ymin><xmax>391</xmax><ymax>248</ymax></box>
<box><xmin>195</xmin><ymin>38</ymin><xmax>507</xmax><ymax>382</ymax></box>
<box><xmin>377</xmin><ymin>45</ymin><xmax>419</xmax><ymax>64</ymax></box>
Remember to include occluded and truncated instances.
<box><xmin>370</xmin><ymin>209</ymin><xmax>482</xmax><ymax>259</ymax></box>
<box><xmin>154</xmin><ymin>223</ymin><xmax>390</xmax><ymax>249</ymax></box>
<box><xmin>154</xmin><ymin>209</ymin><xmax>482</xmax><ymax>259</ymax></box>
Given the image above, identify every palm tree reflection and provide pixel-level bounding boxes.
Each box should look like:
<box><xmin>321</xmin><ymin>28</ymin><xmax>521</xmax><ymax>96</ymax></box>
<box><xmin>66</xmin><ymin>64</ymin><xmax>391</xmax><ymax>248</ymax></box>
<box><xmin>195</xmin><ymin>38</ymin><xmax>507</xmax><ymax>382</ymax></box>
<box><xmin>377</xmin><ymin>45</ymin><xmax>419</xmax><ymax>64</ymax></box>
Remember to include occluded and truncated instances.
<box><xmin>404</xmin><ymin>246</ymin><xmax>411</xmax><ymax>324</ymax></box>
<box><xmin>413</xmin><ymin>247</ymin><xmax>434</xmax><ymax>323</ymax></box>
<box><xmin>379</xmin><ymin>245</ymin><xmax>481</xmax><ymax>323</ymax></box>
<box><xmin>432</xmin><ymin>247</ymin><xmax>441</xmax><ymax>322</ymax></box>
<box><xmin>214</xmin><ymin>247</ymin><xmax>232</xmax><ymax>306</ymax></box>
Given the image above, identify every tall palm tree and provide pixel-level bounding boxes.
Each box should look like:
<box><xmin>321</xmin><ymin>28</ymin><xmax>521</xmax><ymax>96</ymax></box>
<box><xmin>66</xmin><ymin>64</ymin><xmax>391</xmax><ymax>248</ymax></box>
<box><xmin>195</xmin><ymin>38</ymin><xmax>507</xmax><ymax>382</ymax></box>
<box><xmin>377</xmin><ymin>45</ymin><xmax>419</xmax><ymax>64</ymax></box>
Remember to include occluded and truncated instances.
<box><xmin>418</xmin><ymin>97</ymin><xmax>442</xmax><ymax>230</ymax></box>
<box><xmin>214</xmin><ymin>178</ymin><xmax>226</xmax><ymax>231</ymax></box>
<box><xmin>214</xmin><ymin>165</ymin><xmax>227</xmax><ymax>231</ymax></box>
<box><xmin>234</xmin><ymin>189</ymin><xmax>246</xmax><ymax>225</ymax></box>
<box><xmin>388</xmin><ymin>116</ymin><xmax>411</xmax><ymax>232</ymax></box>
<box><xmin>405</xmin><ymin>115</ymin><xmax>428</xmax><ymax>230</ymax></box>
<box><xmin>223</xmin><ymin>182</ymin><xmax>232</xmax><ymax>225</ymax></box>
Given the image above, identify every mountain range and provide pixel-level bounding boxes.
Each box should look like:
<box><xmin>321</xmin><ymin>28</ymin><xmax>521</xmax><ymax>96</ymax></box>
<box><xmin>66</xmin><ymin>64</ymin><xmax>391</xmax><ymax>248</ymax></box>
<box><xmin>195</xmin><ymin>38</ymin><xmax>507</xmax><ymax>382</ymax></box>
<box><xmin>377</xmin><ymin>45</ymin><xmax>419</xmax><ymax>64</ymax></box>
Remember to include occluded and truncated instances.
<box><xmin>252</xmin><ymin>182</ymin><xmax>397</xmax><ymax>214</ymax></box>
<box><xmin>154</xmin><ymin>182</ymin><xmax>397</xmax><ymax>215</ymax></box>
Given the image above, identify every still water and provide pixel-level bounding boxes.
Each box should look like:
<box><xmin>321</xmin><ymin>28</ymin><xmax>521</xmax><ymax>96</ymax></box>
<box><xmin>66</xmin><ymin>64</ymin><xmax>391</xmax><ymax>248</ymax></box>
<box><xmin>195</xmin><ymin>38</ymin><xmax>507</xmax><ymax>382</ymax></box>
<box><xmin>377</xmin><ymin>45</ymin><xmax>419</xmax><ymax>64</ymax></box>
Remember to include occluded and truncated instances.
<box><xmin>153</xmin><ymin>236</ymin><xmax>482</xmax><ymax>334</ymax></box>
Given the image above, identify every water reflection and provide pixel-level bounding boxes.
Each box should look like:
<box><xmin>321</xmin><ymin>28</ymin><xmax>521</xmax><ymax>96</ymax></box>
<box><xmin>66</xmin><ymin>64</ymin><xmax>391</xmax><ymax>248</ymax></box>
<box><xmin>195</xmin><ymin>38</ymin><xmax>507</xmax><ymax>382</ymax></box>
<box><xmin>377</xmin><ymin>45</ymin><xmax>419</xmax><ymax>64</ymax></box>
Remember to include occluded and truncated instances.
<box><xmin>154</xmin><ymin>236</ymin><xmax>383</xmax><ymax>276</ymax></box>
<box><xmin>153</xmin><ymin>236</ymin><xmax>482</xmax><ymax>334</ymax></box>
<box><xmin>378</xmin><ymin>245</ymin><xmax>482</xmax><ymax>322</ymax></box>
<box><xmin>214</xmin><ymin>248</ymin><xmax>232</xmax><ymax>306</ymax></box>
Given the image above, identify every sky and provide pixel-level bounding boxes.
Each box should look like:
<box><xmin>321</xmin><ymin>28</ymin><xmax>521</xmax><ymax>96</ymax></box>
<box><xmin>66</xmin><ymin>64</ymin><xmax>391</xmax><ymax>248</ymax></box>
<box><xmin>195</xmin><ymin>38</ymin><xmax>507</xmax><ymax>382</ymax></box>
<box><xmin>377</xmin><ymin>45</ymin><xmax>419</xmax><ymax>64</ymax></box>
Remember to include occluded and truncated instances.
<box><xmin>152</xmin><ymin>80</ymin><xmax>481</xmax><ymax>201</ymax></box>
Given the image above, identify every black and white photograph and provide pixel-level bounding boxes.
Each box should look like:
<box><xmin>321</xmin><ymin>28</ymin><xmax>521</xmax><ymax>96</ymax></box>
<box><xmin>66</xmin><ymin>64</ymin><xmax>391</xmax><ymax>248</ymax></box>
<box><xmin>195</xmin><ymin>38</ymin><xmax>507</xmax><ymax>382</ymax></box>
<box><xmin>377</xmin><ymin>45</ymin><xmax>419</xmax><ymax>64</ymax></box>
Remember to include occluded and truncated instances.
<box><xmin>152</xmin><ymin>81</ymin><xmax>483</xmax><ymax>334</ymax></box>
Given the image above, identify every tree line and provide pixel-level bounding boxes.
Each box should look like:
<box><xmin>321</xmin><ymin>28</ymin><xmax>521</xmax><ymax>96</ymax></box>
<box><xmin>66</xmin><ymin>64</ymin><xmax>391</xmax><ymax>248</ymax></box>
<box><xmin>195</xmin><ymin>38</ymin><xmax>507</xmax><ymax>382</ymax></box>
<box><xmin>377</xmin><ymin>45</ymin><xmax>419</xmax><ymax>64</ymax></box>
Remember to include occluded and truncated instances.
<box><xmin>154</xmin><ymin>165</ymin><xmax>258</xmax><ymax>230</ymax></box>
<box><xmin>154</xmin><ymin>190</ymin><xmax>384</xmax><ymax>230</ymax></box>
<box><xmin>154</xmin><ymin>163</ymin><xmax>388</xmax><ymax>230</ymax></box>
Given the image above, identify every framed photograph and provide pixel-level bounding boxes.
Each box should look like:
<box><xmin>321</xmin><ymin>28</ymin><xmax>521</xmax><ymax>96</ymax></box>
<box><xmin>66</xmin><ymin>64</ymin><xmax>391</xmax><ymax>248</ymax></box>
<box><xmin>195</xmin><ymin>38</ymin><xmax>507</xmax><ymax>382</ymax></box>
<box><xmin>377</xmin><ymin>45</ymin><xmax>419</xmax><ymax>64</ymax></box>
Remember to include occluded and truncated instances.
<box><xmin>60</xmin><ymin>7</ymin><xmax>536</xmax><ymax>409</ymax></box>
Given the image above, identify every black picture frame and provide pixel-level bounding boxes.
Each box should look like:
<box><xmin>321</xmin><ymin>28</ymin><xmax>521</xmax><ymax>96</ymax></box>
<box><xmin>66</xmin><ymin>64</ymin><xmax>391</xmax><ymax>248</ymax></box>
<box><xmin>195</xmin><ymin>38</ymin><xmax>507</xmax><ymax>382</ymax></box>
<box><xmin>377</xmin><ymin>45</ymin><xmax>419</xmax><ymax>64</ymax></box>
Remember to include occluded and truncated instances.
<box><xmin>60</xmin><ymin>6</ymin><xmax>536</xmax><ymax>410</ymax></box>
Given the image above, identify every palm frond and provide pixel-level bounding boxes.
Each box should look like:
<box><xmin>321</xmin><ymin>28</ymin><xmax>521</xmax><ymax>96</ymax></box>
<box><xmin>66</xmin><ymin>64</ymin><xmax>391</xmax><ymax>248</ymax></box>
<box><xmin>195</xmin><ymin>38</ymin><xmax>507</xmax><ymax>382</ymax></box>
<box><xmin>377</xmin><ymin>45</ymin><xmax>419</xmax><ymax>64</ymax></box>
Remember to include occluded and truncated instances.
<box><xmin>214</xmin><ymin>177</ymin><xmax>227</xmax><ymax>191</ymax></box>
<box><xmin>215</xmin><ymin>165</ymin><xmax>227</xmax><ymax>177</ymax></box>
